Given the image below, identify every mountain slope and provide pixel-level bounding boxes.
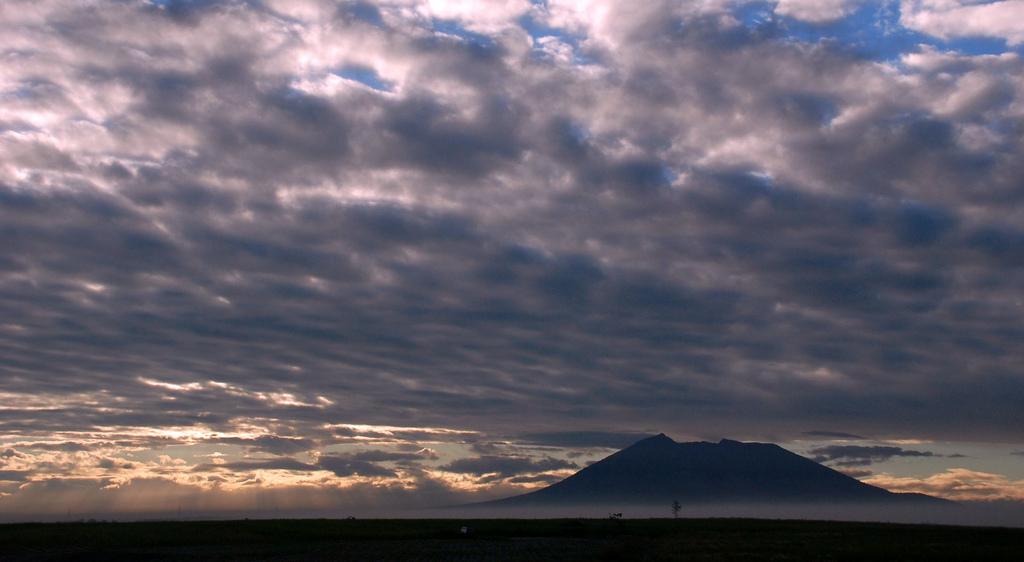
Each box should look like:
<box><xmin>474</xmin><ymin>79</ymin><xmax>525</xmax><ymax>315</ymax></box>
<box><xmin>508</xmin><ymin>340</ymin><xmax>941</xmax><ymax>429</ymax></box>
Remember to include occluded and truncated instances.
<box><xmin>486</xmin><ymin>434</ymin><xmax>949</xmax><ymax>506</ymax></box>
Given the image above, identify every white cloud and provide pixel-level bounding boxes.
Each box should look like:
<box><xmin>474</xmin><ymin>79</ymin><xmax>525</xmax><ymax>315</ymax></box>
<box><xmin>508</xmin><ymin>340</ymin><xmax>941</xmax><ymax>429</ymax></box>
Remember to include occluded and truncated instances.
<box><xmin>424</xmin><ymin>0</ymin><xmax>532</xmax><ymax>31</ymax></box>
<box><xmin>901</xmin><ymin>0</ymin><xmax>1024</xmax><ymax>45</ymax></box>
<box><xmin>866</xmin><ymin>468</ymin><xmax>1024</xmax><ymax>501</ymax></box>
<box><xmin>775</xmin><ymin>0</ymin><xmax>862</xmax><ymax>22</ymax></box>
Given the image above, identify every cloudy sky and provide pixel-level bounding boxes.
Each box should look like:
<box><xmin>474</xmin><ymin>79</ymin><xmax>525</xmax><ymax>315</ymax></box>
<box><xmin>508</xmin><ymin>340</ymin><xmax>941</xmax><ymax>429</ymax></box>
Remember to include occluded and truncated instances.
<box><xmin>2</xmin><ymin>0</ymin><xmax>1024</xmax><ymax>517</ymax></box>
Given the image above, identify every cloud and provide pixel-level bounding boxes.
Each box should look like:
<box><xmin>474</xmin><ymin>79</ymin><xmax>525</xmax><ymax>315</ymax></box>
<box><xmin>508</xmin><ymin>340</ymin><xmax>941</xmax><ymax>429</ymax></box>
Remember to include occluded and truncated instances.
<box><xmin>440</xmin><ymin>456</ymin><xmax>577</xmax><ymax>478</ymax></box>
<box><xmin>901</xmin><ymin>0</ymin><xmax>1024</xmax><ymax>45</ymax></box>
<box><xmin>866</xmin><ymin>468</ymin><xmax>1024</xmax><ymax>501</ymax></box>
<box><xmin>346</xmin><ymin>449</ymin><xmax>439</xmax><ymax>462</ymax></box>
<box><xmin>192</xmin><ymin>447</ymin><xmax>440</xmax><ymax>479</ymax></box>
<box><xmin>507</xmin><ymin>473</ymin><xmax>564</xmax><ymax>485</ymax></box>
<box><xmin>809</xmin><ymin>445</ymin><xmax>945</xmax><ymax>466</ymax></box>
<box><xmin>316</xmin><ymin>456</ymin><xmax>397</xmax><ymax>478</ymax></box>
<box><xmin>0</xmin><ymin>471</ymin><xmax>30</xmax><ymax>482</ymax></box>
<box><xmin>802</xmin><ymin>431</ymin><xmax>867</xmax><ymax>440</ymax></box>
<box><xmin>0</xmin><ymin>449</ymin><xmax>24</xmax><ymax>460</ymax></box>
<box><xmin>775</xmin><ymin>0</ymin><xmax>863</xmax><ymax>22</ymax></box>
<box><xmin>517</xmin><ymin>431</ymin><xmax>653</xmax><ymax>449</ymax></box>
<box><xmin>836</xmin><ymin>467</ymin><xmax>874</xmax><ymax>478</ymax></box>
<box><xmin>213</xmin><ymin>436</ymin><xmax>317</xmax><ymax>456</ymax></box>
<box><xmin>310</xmin><ymin>448</ymin><xmax>440</xmax><ymax>478</ymax></box>
<box><xmin>201</xmin><ymin>459</ymin><xmax>320</xmax><ymax>472</ymax></box>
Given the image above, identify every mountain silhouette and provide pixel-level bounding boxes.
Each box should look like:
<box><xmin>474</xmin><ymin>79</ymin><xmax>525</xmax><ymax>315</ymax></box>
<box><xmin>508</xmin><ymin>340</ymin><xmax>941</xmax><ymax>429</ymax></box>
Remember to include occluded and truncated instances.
<box><xmin>484</xmin><ymin>434</ymin><xmax>950</xmax><ymax>506</ymax></box>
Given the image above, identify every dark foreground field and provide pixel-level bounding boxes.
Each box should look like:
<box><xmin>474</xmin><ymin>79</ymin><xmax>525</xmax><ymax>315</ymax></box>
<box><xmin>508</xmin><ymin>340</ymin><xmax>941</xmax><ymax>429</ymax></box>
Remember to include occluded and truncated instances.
<box><xmin>1</xmin><ymin>518</ymin><xmax>1022</xmax><ymax>561</ymax></box>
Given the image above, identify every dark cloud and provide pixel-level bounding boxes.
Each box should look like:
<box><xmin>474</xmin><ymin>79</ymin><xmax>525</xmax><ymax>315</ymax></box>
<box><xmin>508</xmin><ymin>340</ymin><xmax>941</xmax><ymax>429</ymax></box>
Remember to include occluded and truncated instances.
<box><xmin>802</xmin><ymin>431</ymin><xmax>866</xmax><ymax>440</ymax></box>
<box><xmin>440</xmin><ymin>456</ymin><xmax>577</xmax><ymax>478</ymax></box>
<box><xmin>193</xmin><ymin>449</ymin><xmax>431</xmax><ymax>478</ymax></box>
<box><xmin>213</xmin><ymin>436</ymin><xmax>316</xmax><ymax>456</ymax></box>
<box><xmin>809</xmin><ymin>445</ymin><xmax>946</xmax><ymax>467</ymax></box>
<box><xmin>894</xmin><ymin>202</ymin><xmax>958</xmax><ymax>247</ymax></box>
<box><xmin>518</xmin><ymin>431</ymin><xmax>653</xmax><ymax>449</ymax></box>
<box><xmin>507</xmin><ymin>474</ymin><xmax>564</xmax><ymax>485</ymax></box>
<box><xmin>0</xmin><ymin>471</ymin><xmax>30</xmax><ymax>482</ymax></box>
<box><xmin>316</xmin><ymin>455</ymin><xmax>397</xmax><ymax>478</ymax></box>
<box><xmin>197</xmin><ymin>459</ymin><xmax>319</xmax><ymax>473</ymax></box>
<box><xmin>96</xmin><ymin>458</ymin><xmax>134</xmax><ymax>470</ymax></box>
<box><xmin>373</xmin><ymin>95</ymin><xmax>523</xmax><ymax>178</ymax></box>
<box><xmin>836</xmin><ymin>467</ymin><xmax>873</xmax><ymax>479</ymax></box>
<box><xmin>346</xmin><ymin>449</ymin><xmax>439</xmax><ymax>463</ymax></box>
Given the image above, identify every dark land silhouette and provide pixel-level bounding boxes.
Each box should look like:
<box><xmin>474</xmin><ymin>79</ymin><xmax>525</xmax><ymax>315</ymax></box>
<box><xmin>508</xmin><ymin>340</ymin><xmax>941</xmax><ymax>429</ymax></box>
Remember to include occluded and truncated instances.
<box><xmin>482</xmin><ymin>434</ymin><xmax>951</xmax><ymax>507</ymax></box>
<box><xmin>3</xmin><ymin>518</ymin><xmax>1022</xmax><ymax>561</ymax></box>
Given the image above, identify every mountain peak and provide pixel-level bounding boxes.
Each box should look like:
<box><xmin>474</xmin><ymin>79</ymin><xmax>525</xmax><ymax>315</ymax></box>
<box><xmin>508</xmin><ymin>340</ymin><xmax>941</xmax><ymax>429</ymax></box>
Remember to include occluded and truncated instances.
<box><xmin>628</xmin><ymin>433</ymin><xmax>676</xmax><ymax>449</ymax></box>
<box><xmin>483</xmin><ymin>433</ymin><xmax>953</xmax><ymax>508</ymax></box>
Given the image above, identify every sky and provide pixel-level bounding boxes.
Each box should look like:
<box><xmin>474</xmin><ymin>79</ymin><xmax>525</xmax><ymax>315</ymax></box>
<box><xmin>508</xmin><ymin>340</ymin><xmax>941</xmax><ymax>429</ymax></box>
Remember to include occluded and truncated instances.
<box><xmin>1</xmin><ymin>0</ymin><xmax>1024</xmax><ymax>518</ymax></box>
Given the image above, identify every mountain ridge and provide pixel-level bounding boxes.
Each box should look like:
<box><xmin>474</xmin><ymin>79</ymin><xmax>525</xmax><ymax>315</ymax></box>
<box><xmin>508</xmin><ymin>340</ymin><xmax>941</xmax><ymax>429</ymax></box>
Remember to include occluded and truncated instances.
<box><xmin>481</xmin><ymin>434</ymin><xmax>951</xmax><ymax>507</ymax></box>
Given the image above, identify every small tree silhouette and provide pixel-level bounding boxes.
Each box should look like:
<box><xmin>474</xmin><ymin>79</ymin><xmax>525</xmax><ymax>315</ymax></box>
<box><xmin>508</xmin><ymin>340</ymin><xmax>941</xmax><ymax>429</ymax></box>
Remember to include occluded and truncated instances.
<box><xmin>671</xmin><ymin>499</ymin><xmax>681</xmax><ymax>519</ymax></box>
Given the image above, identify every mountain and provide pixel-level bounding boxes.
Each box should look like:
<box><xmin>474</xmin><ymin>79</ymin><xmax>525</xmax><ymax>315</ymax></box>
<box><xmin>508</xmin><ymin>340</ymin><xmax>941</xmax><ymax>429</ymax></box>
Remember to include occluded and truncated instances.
<box><xmin>484</xmin><ymin>434</ymin><xmax>950</xmax><ymax>506</ymax></box>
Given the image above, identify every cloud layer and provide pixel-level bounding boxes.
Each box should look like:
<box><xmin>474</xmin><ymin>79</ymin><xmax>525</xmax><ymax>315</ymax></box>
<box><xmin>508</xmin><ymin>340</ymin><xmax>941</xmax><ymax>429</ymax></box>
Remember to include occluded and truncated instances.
<box><xmin>867</xmin><ymin>468</ymin><xmax>1024</xmax><ymax>501</ymax></box>
<box><xmin>901</xmin><ymin>1</ymin><xmax>1024</xmax><ymax>46</ymax></box>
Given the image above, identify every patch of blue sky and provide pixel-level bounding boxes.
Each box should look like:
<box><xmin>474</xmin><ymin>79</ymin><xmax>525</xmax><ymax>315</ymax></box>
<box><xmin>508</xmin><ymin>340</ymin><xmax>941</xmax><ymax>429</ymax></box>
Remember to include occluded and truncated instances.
<box><xmin>661</xmin><ymin>165</ymin><xmax>681</xmax><ymax>186</ymax></box>
<box><xmin>519</xmin><ymin>12</ymin><xmax>578</xmax><ymax>46</ymax></box>
<box><xmin>563</xmin><ymin>122</ymin><xmax>590</xmax><ymax>144</ymax></box>
<box><xmin>344</xmin><ymin>2</ymin><xmax>384</xmax><ymax>27</ymax></box>
<box><xmin>518</xmin><ymin>11</ymin><xmax>595</xmax><ymax>65</ymax></box>
<box><xmin>735</xmin><ymin>1</ymin><xmax>1018</xmax><ymax>64</ymax></box>
<box><xmin>148</xmin><ymin>0</ymin><xmax>218</xmax><ymax>9</ymax></box>
<box><xmin>148</xmin><ymin>0</ymin><xmax>273</xmax><ymax>19</ymax></box>
<box><xmin>334</xmin><ymin>66</ymin><xmax>393</xmax><ymax>92</ymax></box>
